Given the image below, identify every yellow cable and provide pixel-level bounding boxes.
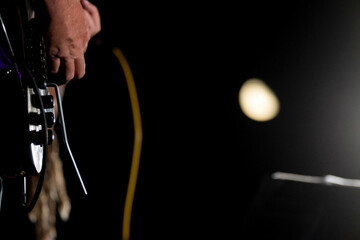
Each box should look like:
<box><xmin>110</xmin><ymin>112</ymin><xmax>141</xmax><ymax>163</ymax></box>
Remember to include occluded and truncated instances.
<box><xmin>112</xmin><ymin>47</ymin><xmax>143</xmax><ymax>240</ymax></box>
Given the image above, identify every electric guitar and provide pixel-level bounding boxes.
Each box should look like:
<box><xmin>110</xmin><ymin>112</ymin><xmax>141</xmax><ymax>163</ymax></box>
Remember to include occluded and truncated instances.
<box><xmin>0</xmin><ymin>0</ymin><xmax>86</xmax><ymax>213</ymax></box>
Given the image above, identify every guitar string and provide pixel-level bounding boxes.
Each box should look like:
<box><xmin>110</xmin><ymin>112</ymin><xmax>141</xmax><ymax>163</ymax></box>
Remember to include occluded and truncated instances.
<box><xmin>112</xmin><ymin>47</ymin><xmax>143</xmax><ymax>240</ymax></box>
<box><xmin>0</xmin><ymin>13</ymin><xmax>7</xmax><ymax>215</ymax></box>
<box><xmin>0</xmin><ymin>177</ymin><xmax>3</xmax><ymax>213</ymax></box>
<box><xmin>0</xmin><ymin>13</ymin><xmax>15</xmax><ymax>57</ymax></box>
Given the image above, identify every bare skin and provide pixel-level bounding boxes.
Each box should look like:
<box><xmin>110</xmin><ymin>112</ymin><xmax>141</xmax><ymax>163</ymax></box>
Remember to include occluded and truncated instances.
<box><xmin>44</xmin><ymin>0</ymin><xmax>101</xmax><ymax>117</ymax></box>
<box><xmin>81</xmin><ymin>0</ymin><xmax>101</xmax><ymax>38</ymax></box>
<box><xmin>43</xmin><ymin>0</ymin><xmax>94</xmax><ymax>83</ymax></box>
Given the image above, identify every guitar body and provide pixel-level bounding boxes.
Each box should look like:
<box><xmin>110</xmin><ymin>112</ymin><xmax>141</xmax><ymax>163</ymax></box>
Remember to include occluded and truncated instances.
<box><xmin>0</xmin><ymin>0</ymin><xmax>55</xmax><ymax>211</ymax></box>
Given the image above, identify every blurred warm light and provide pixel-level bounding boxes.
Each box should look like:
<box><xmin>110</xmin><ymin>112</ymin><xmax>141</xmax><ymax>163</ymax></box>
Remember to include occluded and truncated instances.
<box><xmin>238</xmin><ymin>78</ymin><xmax>280</xmax><ymax>121</ymax></box>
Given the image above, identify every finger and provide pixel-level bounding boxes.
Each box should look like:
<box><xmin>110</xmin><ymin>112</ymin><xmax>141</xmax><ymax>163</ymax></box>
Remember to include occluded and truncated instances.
<box><xmin>81</xmin><ymin>0</ymin><xmax>98</xmax><ymax>16</ymax></box>
<box><xmin>83</xmin><ymin>10</ymin><xmax>92</xmax><ymax>25</ymax></box>
<box><xmin>62</xmin><ymin>58</ymin><xmax>75</xmax><ymax>81</ymax></box>
<box><xmin>83</xmin><ymin>11</ymin><xmax>94</xmax><ymax>35</ymax></box>
<box><xmin>49</xmin><ymin>57</ymin><xmax>60</xmax><ymax>74</ymax></box>
<box><xmin>74</xmin><ymin>57</ymin><xmax>86</xmax><ymax>79</ymax></box>
<box><xmin>81</xmin><ymin>0</ymin><xmax>101</xmax><ymax>35</ymax></box>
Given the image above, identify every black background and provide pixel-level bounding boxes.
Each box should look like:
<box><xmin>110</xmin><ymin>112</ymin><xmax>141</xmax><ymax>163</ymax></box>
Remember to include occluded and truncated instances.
<box><xmin>6</xmin><ymin>1</ymin><xmax>360</xmax><ymax>239</ymax></box>
<box><xmin>60</xmin><ymin>1</ymin><xmax>360</xmax><ymax>239</ymax></box>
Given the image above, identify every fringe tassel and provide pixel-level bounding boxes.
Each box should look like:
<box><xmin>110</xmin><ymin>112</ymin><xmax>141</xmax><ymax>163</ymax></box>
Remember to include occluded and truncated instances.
<box><xmin>28</xmin><ymin>131</ymin><xmax>71</xmax><ymax>240</ymax></box>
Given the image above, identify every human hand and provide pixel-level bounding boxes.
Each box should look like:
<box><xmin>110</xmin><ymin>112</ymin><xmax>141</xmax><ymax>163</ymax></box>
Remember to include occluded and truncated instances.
<box><xmin>44</xmin><ymin>0</ymin><xmax>90</xmax><ymax>83</ymax></box>
<box><xmin>81</xmin><ymin>0</ymin><xmax>101</xmax><ymax>38</ymax></box>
